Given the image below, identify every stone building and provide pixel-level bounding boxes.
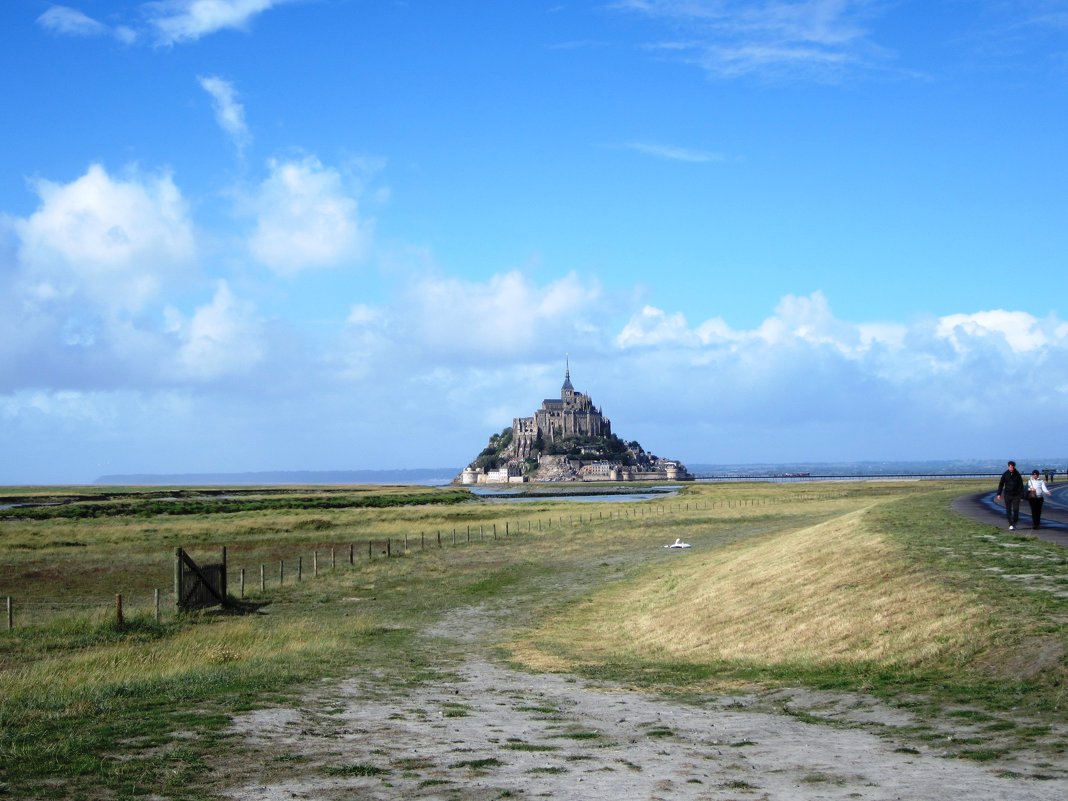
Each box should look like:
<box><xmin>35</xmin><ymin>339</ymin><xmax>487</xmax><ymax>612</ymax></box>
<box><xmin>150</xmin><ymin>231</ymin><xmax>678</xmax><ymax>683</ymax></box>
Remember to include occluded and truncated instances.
<box><xmin>457</xmin><ymin>363</ymin><xmax>693</xmax><ymax>484</ymax></box>
<box><xmin>511</xmin><ymin>366</ymin><xmax>611</xmax><ymax>460</ymax></box>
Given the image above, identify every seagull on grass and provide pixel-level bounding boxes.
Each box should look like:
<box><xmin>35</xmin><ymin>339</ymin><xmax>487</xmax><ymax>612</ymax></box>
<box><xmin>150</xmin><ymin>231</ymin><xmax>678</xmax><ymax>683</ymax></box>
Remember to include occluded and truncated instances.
<box><xmin>665</xmin><ymin>538</ymin><xmax>691</xmax><ymax>549</ymax></box>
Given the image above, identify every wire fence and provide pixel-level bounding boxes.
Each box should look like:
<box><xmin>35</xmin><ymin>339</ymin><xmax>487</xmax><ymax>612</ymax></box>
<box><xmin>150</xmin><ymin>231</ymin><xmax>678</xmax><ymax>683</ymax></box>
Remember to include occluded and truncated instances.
<box><xmin>2</xmin><ymin>493</ymin><xmax>850</xmax><ymax>631</ymax></box>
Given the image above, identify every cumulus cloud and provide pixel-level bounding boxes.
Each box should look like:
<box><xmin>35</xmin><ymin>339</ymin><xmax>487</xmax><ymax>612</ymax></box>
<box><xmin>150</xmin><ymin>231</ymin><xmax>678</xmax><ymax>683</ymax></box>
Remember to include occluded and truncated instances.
<box><xmin>249</xmin><ymin>156</ymin><xmax>371</xmax><ymax>275</ymax></box>
<box><xmin>607</xmin><ymin>293</ymin><xmax>1068</xmax><ymax>458</ymax></box>
<box><xmin>198</xmin><ymin>75</ymin><xmax>251</xmax><ymax>154</ymax></box>
<box><xmin>1</xmin><ymin>165</ymin><xmax>281</xmax><ymax>394</ymax></box>
<box><xmin>14</xmin><ymin>163</ymin><xmax>196</xmax><ymax>313</ymax></box>
<box><xmin>398</xmin><ymin>270</ymin><xmax>603</xmax><ymax>359</ymax></box>
<box><xmin>617</xmin><ymin>291</ymin><xmax>876</xmax><ymax>354</ymax></box>
<box><xmin>936</xmin><ymin>310</ymin><xmax>1050</xmax><ymax>354</ymax></box>
<box><xmin>168</xmin><ymin>281</ymin><xmax>265</xmax><ymax>380</ymax></box>
<box><xmin>148</xmin><ymin>0</ymin><xmax>291</xmax><ymax>45</ymax></box>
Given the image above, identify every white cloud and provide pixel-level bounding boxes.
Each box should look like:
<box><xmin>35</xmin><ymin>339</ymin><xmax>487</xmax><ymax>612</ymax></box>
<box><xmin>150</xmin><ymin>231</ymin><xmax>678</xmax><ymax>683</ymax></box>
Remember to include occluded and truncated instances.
<box><xmin>0</xmin><ymin>390</ymin><xmax>120</xmax><ymax>426</ymax></box>
<box><xmin>936</xmin><ymin>310</ymin><xmax>1048</xmax><ymax>354</ymax></box>
<box><xmin>617</xmin><ymin>0</ymin><xmax>890</xmax><ymax>81</ymax></box>
<box><xmin>148</xmin><ymin>0</ymin><xmax>291</xmax><ymax>45</ymax></box>
<box><xmin>198</xmin><ymin>75</ymin><xmax>251</xmax><ymax>154</ymax></box>
<box><xmin>617</xmin><ymin>305</ymin><xmax>698</xmax><ymax>347</ymax></box>
<box><xmin>249</xmin><ymin>156</ymin><xmax>371</xmax><ymax>275</ymax></box>
<box><xmin>37</xmin><ymin>5</ymin><xmax>109</xmax><ymax>37</ymax></box>
<box><xmin>399</xmin><ymin>270</ymin><xmax>603</xmax><ymax>359</ymax></box>
<box><xmin>37</xmin><ymin>5</ymin><xmax>137</xmax><ymax>43</ymax></box>
<box><xmin>37</xmin><ymin>1</ymin><xmax>292</xmax><ymax>46</ymax></box>
<box><xmin>617</xmin><ymin>291</ymin><xmax>877</xmax><ymax>354</ymax></box>
<box><xmin>14</xmin><ymin>164</ymin><xmax>196</xmax><ymax>313</ymax></box>
<box><xmin>623</xmin><ymin>142</ymin><xmax>725</xmax><ymax>162</ymax></box>
<box><xmin>171</xmin><ymin>281</ymin><xmax>265</xmax><ymax>379</ymax></box>
<box><xmin>607</xmin><ymin>292</ymin><xmax>1068</xmax><ymax>456</ymax></box>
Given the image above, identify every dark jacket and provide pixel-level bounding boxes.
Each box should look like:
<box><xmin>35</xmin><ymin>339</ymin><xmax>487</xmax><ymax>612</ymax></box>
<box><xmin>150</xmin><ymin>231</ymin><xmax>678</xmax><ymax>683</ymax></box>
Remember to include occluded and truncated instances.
<box><xmin>998</xmin><ymin>468</ymin><xmax>1024</xmax><ymax>498</ymax></box>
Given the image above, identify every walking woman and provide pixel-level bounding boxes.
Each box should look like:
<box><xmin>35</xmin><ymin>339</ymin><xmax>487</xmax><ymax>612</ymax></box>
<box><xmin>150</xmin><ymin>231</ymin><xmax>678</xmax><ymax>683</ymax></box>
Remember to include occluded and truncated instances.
<box><xmin>1027</xmin><ymin>470</ymin><xmax>1053</xmax><ymax>530</ymax></box>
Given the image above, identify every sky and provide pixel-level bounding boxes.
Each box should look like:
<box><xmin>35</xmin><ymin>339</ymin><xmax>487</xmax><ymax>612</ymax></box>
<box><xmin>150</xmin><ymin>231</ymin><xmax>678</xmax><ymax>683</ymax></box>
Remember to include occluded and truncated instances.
<box><xmin>1</xmin><ymin>0</ymin><xmax>1067</xmax><ymax>484</ymax></box>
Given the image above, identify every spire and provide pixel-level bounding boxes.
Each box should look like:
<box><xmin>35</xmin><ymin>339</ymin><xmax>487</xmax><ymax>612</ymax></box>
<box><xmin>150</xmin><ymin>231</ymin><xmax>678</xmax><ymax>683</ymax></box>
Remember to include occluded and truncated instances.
<box><xmin>562</xmin><ymin>356</ymin><xmax>574</xmax><ymax>393</ymax></box>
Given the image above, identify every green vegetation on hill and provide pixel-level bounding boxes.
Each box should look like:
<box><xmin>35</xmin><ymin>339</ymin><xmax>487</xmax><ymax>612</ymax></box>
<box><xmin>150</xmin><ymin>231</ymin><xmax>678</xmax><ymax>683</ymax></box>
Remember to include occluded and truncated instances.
<box><xmin>469</xmin><ymin>426</ymin><xmax>656</xmax><ymax>470</ymax></box>
<box><xmin>471</xmin><ymin>427</ymin><xmax>514</xmax><ymax>471</ymax></box>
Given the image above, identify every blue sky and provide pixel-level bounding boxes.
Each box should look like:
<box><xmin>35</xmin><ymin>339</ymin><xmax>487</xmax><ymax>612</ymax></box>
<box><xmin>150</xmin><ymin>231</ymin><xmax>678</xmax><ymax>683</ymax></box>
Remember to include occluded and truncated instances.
<box><xmin>2</xmin><ymin>0</ymin><xmax>1067</xmax><ymax>483</ymax></box>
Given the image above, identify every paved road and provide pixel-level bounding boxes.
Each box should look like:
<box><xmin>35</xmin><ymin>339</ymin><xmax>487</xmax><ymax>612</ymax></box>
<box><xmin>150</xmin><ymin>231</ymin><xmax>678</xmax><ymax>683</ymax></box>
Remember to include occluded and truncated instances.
<box><xmin>953</xmin><ymin>481</ymin><xmax>1068</xmax><ymax>549</ymax></box>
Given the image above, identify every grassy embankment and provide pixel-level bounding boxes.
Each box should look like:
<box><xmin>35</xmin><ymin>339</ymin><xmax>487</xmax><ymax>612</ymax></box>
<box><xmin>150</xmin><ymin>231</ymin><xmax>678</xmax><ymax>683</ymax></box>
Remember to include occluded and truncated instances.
<box><xmin>1</xmin><ymin>480</ymin><xmax>1066</xmax><ymax>798</ymax></box>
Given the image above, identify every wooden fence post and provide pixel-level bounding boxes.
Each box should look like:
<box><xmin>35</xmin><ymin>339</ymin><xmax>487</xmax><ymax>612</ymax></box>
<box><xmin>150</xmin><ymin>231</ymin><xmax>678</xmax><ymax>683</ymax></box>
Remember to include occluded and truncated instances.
<box><xmin>313</xmin><ymin>551</ymin><xmax>318</xmax><ymax>578</ymax></box>
<box><xmin>279</xmin><ymin>560</ymin><xmax>284</xmax><ymax>585</ymax></box>
<box><xmin>174</xmin><ymin>547</ymin><xmax>183</xmax><ymax>610</ymax></box>
<box><xmin>6</xmin><ymin>596</ymin><xmax>12</xmax><ymax>630</ymax></box>
<box><xmin>260</xmin><ymin>564</ymin><xmax>265</xmax><ymax>592</ymax></box>
<box><xmin>154</xmin><ymin>589</ymin><xmax>160</xmax><ymax>623</ymax></box>
<box><xmin>349</xmin><ymin>543</ymin><xmax>354</xmax><ymax>565</ymax></box>
<box><xmin>115</xmin><ymin>594</ymin><xmax>124</xmax><ymax>628</ymax></box>
<box><xmin>298</xmin><ymin>556</ymin><xmax>303</xmax><ymax>582</ymax></box>
<box><xmin>239</xmin><ymin>568</ymin><xmax>245</xmax><ymax>598</ymax></box>
<box><xmin>331</xmin><ymin>547</ymin><xmax>336</xmax><ymax>569</ymax></box>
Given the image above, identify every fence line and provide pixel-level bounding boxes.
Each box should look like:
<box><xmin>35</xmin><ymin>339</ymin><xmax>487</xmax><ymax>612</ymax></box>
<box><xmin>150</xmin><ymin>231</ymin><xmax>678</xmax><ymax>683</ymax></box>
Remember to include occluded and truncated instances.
<box><xmin>3</xmin><ymin>492</ymin><xmax>852</xmax><ymax>630</ymax></box>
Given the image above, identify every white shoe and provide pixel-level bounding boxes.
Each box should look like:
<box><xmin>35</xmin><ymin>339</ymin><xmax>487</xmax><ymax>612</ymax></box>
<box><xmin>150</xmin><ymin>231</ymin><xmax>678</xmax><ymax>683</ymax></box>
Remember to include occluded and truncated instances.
<box><xmin>1009</xmin><ymin>525</ymin><xmax>1014</xmax><ymax>530</ymax></box>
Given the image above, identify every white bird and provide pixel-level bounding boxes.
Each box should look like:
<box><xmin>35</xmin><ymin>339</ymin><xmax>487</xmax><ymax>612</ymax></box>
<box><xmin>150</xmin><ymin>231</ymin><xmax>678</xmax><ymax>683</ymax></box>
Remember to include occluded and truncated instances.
<box><xmin>665</xmin><ymin>537</ymin><xmax>691</xmax><ymax>549</ymax></box>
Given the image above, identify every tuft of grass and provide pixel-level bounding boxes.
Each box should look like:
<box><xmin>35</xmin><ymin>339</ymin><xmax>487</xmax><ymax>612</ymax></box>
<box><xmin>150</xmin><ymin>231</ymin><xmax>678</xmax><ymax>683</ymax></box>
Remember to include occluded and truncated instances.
<box><xmin>551</xmin><ymin>730</ymin><xmax>602</xmax><ymax>741</ymax></box>
<box><xmin>644</xmin><ymin>727</ymin><xmax>674</xmax><ymax>738</ymax></box>
<box><xmin>449</xmin><ymin>757</ymin><xmax>502</xmax><ymax>770</ymax></box>
<box><xmin>504</xmin><ymin>741</ymin><xmax>559</xmax><ymax>752</ymax></box>
<box><xmin>324</xmin><ymin>763</ymin><xmax>389</xmax><ymax>777</ymax></box>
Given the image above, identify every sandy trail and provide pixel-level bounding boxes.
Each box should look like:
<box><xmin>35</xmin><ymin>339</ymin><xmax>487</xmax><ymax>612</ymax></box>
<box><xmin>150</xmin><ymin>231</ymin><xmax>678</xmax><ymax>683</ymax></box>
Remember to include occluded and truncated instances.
<box><xmin>223</xmin><ymin>604</ymin><xmax>1068</xmax><ymax>801</ymax></box>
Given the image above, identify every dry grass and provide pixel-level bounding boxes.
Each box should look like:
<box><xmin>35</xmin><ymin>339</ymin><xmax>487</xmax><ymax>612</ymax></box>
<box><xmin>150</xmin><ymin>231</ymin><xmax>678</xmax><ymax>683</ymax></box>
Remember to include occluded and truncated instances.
<box><xmin>514</xmin><ymin>500</ymin><xmax>995</xmax><ymax>671</ymax></box>
<box><xmin>2</xmin><ymin>613</ymin><xmax>362</xmax><ymax>702</ymax></box>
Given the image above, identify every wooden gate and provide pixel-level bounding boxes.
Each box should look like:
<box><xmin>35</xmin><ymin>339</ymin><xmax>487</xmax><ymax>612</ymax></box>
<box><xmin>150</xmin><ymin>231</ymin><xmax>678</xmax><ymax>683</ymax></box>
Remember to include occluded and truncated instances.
<box><xmin>174</xmin><ymin>547</ymin><xmax>229</xmax><ymax>611</ymax></box>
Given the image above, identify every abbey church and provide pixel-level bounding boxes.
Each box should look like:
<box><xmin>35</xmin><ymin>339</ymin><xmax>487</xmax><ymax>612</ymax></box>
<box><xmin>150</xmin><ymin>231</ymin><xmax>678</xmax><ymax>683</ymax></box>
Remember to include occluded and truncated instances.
<box><xmin>511</xmin><ymin>365</ymin><xmax>611</xmax><ymax>460</ymax></box>
<box><xmin>460</xmin><ymin>365</ymin><xmax>692</xmax><ymax>484</ymax></box>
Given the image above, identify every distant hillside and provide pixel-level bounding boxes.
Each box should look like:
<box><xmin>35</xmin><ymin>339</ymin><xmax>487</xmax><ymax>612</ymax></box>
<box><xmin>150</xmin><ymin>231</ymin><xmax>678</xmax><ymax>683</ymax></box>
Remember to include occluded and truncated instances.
<box><xmin>94</xmin><ymin>468</ymin><xmax>461</xmax><ymax>486</ymax></box>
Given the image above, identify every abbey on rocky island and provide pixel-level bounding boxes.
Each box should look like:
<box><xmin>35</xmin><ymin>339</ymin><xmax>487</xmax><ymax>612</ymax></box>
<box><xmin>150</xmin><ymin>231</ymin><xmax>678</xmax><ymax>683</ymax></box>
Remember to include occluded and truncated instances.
<box><xmin>459</xmin><ymin>365</ymin><xmax>692</xmax><ymax>484</ymax></box>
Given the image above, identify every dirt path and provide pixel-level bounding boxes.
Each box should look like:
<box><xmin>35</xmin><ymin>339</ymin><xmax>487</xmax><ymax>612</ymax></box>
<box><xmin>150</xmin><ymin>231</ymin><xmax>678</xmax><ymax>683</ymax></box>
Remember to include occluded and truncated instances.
<box><xmin>223</xmin><ymin>603</ymin><xmax>1068</xmax><ymax>800</ymax></box>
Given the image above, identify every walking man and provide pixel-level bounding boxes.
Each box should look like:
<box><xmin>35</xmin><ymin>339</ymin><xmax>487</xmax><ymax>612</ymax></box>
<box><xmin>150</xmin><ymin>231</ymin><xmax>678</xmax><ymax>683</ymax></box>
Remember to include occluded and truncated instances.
<box><xmin>995</xmin><ymin>460</ymin><xmax>1024</xmax><ymax>530</ymax></box>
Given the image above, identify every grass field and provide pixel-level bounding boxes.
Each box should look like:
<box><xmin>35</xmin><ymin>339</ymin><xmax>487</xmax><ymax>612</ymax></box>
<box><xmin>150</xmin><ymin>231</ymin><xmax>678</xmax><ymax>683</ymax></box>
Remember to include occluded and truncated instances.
<box><xmin>1</xmin><ymin>480</ymin><xmax>1066</xmax><ymax>799</ymax></box>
